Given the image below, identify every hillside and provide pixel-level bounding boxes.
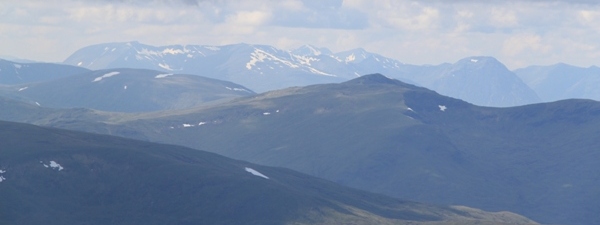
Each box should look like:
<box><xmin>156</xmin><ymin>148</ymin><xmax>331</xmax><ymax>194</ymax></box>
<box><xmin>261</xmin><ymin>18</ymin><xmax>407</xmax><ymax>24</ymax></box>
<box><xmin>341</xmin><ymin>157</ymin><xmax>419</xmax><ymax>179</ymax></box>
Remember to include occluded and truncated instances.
<box><xmin>91</xmin><ymin>74</ymin><xmax>598</xmax><ymax>225</ymax></box>
<box><xmin>0</xmin><ymin>120</ymin><xmax>536</xmax><ymax>225</ymax></box>
<box><xmin>0</xmin><ymin>59</ymin><xmax>89</xmax><ymax>85</ymax></box>
<box><xmin>4</xmin><ymin>68</ymin><xmax>254</xmax><ymax>112</ymax></box>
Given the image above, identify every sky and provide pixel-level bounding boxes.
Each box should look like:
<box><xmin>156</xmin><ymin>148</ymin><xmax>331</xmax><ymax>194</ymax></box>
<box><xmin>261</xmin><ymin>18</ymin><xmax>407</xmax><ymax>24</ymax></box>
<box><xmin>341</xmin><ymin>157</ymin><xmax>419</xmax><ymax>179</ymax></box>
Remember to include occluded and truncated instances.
<box><xmin>1</xmin><ymin>0</ymin><xmax>600</xmax><ymax>69</ymax></box>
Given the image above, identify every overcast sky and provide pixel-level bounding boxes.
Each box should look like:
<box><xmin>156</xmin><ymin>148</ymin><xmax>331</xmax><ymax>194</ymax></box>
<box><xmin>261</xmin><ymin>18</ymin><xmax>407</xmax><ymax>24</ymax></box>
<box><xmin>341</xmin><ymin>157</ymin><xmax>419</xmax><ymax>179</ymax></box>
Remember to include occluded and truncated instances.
<box><xmin>1</xmin><ymin>0</ymin><xmax>599</xmax><ymax>69</ymax></box>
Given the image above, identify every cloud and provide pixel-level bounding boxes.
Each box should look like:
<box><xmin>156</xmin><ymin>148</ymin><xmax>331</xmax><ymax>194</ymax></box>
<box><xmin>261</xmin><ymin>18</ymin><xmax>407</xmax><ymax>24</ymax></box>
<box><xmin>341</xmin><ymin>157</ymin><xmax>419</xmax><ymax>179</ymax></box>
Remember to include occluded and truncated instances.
<box><xmin>1</xmin><ymin>0</ymin><xmax>600</xmax><ymax>69</ymax></box>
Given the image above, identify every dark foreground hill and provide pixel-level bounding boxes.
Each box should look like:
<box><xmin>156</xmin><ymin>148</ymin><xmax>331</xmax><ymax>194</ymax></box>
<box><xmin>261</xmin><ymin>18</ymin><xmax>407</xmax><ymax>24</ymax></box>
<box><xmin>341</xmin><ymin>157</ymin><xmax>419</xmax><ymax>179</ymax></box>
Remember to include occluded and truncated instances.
<box><xmin>4</xmin><ymin>68</ymin><xmax>254</xmax><ymax>112</ymax></box>
<box><xmin>85</xmin><ymin>74</ymin><xmax>599</xmax><ymax>225</ymax></box>
<box><xmin>0</xmin><ymin>121</ymin><xmax>536</xmax><ymax>225</ymax></box>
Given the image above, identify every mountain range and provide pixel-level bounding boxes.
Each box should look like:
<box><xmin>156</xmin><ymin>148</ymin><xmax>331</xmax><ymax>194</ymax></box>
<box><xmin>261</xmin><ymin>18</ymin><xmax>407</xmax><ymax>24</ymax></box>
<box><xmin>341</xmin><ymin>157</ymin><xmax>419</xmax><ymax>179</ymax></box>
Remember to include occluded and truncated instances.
<box><xmin>0</xmin><ymin>120</ymin><xmax>538</xmax><ymax>225</ymax></box>
<box><xmin>1</xmin><ymin>74</ymin><xmax>598</xmax><ymax>225</ymax></box>
<box><xmin>63</xmin><ymin>42</ymin><xmax>543</xmax><ymax>107</ymax></box>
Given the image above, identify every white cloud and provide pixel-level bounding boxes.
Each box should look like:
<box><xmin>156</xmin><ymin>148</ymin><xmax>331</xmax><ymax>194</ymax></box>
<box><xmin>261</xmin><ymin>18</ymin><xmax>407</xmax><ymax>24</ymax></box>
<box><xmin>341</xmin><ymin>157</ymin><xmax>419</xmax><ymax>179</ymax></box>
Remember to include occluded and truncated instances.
<box><xmin>1</xmin><ymin>0</ymin><xmax>600</xmax><ymax>69</ymax></box>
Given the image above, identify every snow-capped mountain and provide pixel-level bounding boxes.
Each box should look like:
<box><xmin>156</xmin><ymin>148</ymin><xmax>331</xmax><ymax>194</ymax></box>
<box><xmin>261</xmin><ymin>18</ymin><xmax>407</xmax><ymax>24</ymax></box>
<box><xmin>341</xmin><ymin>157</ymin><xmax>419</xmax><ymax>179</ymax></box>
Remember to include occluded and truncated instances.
<box><xmin>514</xmin><ymin>63</ymin><xmax>600</xmax><ymax>102</ymax></box>
<box><xmin>64</xmin><ymin>42</ymin><xmax>346</xmax><ymax>93</ymax></box>
<box><xmin>64</xmin><ymin>42</ymin><xmax>540</xmax><ymax>107</ymax></box>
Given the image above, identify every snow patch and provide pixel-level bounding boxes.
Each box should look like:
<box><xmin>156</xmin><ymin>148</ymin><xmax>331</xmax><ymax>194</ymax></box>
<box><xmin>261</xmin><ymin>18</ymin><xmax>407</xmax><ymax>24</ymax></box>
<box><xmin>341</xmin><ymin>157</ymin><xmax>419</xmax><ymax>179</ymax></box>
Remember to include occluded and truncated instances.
<box><xmin>245</xmin><ymin>167</ymin><xmax>269</xmax><ymax>179</ymax></box>
<box><xmin>93</xmin><ymin>71</ymin><xmax>120</xmax><ymax>82</ymax></box>
<box><xmin>41</xmin><ymin>161</ymin><xmax>64</xmax><ymax>171</ymax></box>
<box><xmin>162</xmin><ymin>48</ymin><xmax>185</xmax><ymax>55</ymax></box>
<box><xmin>345</xmin><ymin>54</ymin><xmax>356</xmax><ymax>62</ymax></box>
<box><xmin>155</xmin><ymin>73</ymin><xmax>174</xmax><ymax>79</ymax></box>
<box><xmin>35</xmin><ymin>102</ymin><xmax>40</xmax><ymax>106</ymax></box>
<box><xmin>471</xmin><ymin>59</ymin><xmax>478</xmax><ymax>63</ymax></box>
<box><xmin>204</xmin><ymin>46</ymin><xmax>220</xmax><ymax>51</ymax></box>
<box><xmin>123</xmin><ymin>85</ymin><xmax>127</xmax><ymax>90</ymax></box>
<box><xmin>246</xmin><ymin>48</ymin><xmax>299</xmax><ymax>70</ymax></box>
<box><xmin>0</xmin><ymin>170</ymin><xmax>5</xmax><ymax>174</ymax></box>
<box><xmin>198</xmin><ymin>122</ymin><xmax>207</xmax><ymax>126</ymax></box>
<box><xmin>158</xmin><ymin>63</ymin><xmax>174</xmax><ymax>71</ymax></box>
<box><xmin>263</xmin><ymin>112</ymin><xmax>271</xmax><ymax>115</ymax></box>
<box><xmin>407</xmin><ymin>107</ymin><xmax>414</xmax><ymax>112</ymax></box>
<box><xmin>183</xmin><ymin>123</ymin><xmax>194</xmax><ymax>128</ymax></box>
<box><xmin>18</xmin><ymin>87</ymin><xmax>28</xmax><ymax>91</ymax></box>
<box><xmin>438</xmin><ymin>105</ymin><xmax>447</xmax><ymax>112</ymax></box>
<box><xmin>0</xmin><ymin>176</ymin><xmax>5</xmax><ymax>182</ymax></box>
<box><xmin>14</xmin><ymin>64</ymin><xmax>22</xmax><ymax>69</ymax></box>
<box><xmin>77</xmin><ymin>62</ymin><xmax>83</xmax><ymax>66</ymax></box>
<box><xmin>225</xmin><ymin>87</ymin><xmax>250</xmax><ymax>92</ymax></box>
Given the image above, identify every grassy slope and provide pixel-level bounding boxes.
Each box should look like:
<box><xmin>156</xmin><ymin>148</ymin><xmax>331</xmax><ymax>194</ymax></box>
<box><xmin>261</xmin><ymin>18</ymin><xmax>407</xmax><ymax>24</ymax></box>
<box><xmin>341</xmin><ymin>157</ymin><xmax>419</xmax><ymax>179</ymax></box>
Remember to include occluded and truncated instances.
<box><xmin>0</xmin><ymin>121</ymin><xmax>537</xmax><ymax>225</ymax></box>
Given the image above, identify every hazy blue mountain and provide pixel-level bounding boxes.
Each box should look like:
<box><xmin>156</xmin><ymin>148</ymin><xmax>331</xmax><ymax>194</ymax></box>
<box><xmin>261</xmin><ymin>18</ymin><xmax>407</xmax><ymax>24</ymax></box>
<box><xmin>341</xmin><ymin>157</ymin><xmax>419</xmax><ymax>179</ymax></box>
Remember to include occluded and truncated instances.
<box><xmin>0</xmin><ymin>59</ymin><xmax>89</xmax><ymax>85</ymax></box>
<box><xmin>514</xmin><ymin>63</ymin><xmax>600</xmax><ymax>102</ymax></box>
<box><xmin>63</xmin><ymin>42</ymin><xmax>541</xmax><ymax>107</ymax></box>
<box><xmin>392</xmin><ymin>56</ymin><xmax>541</xmax><ymax>107</ymax></box>
<box><xmin>0</xmin><ymin>120</ymin><xmax>537</xmax><ymax>225</ymax></box>
<box><xmin>58</xmin><ymin>74</ymin><xmax>596</xmax><ymax>225</ymax></box>
<box><xmin>5</xmin><ymin>68</ymin><xmax>254</xmax><ymax>112</ymax></box>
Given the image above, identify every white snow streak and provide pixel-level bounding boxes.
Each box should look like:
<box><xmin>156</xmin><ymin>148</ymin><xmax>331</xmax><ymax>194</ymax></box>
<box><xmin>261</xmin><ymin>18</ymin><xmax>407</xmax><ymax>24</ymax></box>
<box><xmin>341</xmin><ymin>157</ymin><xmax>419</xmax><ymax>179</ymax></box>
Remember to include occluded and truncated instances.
<box><xmin>204</xmin><ymin>46</ymin><xmax>220</xmax><ymax>51</ymax></box>
<box><xmin>0</xmin><ymin>176</ymin><xmax>5</xmax><ymax>182</ymax></box>
<box><xmin>0</xmin><ymin>170</ymin><xmax>5</xmax><ymax>174</ymax></box>
<box><xmin>77</xmin><ymin>62</ymin><xmax>83</xmax><ymax>66</ymax></box>
<box><xmin>225</xmin><ymin>87</ymin><xmax>250</xmax><ymax>92</ymax></box>
<box><xmin>35</xmin><ymin>102</ymin><xmax>40</xmax><ymax>106</ymax></box>
<box><xmin>438</xmin><ymin>105</ymin><xmax>447</xmax><ymax>112</ymax></box>
<box><xmin>471</xmin><ymin>59</ymin><xmax>478</xmax><ymax>63</ymax></box>
<box><xmin>245</xmin><ymin>167</ymin><xmax>269</xmax><ymax>179</ymax></box>
<box><xmin>263</xmin><ymin>112</ymin><xmax>271</xmax><ymax>115</ymax></box>
<box><xmin>158</xmin><ymin>63</ymin><xmax>174</xmax><ymax>71</ymax></box>
<box><xmin>124</xmin><ymin>85</ymin><xmax>127</xmax><ymax>90</ymax></box>
<box><xmin>155</xmin><ymin>73</ymin><xmax>174</xmax><ymax>79</ymax></box>
<box><xmin>93</xmin><ymin>71</ymin><xmax>120</xmax><ymax>82</ymax></box>
<box><xmin>18</xmin><ymin>87</ymin><xmax>28</xmax><ymax>91</ymax></box>
<box><xmin>14</xmin><ymin>64</ymin><xmax>22</xmax><ymax>69</ymax></box>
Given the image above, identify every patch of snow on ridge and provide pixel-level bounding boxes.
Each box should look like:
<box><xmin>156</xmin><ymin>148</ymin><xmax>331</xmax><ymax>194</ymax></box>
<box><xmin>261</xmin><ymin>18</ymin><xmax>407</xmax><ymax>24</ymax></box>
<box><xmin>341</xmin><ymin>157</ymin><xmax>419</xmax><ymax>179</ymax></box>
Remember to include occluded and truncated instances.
<box><xmin>35</xmin><ymin>102</ymin><xmax>40</xmax><ymax>106</ymax></box>
<box><xmin>346</xmin><ymin>54</ymin><xmax>356</xmax><ymax>62</ymax></box>
<box><xmin>204</xmin><ymin>46</ymin><xmax>220</xmax><ymax>51</ymax></box>
<box><xmin>50</xmin><ymin>161</ymin><xmax>64</xmax><ymax>171</ymax></box>
<box><xmin>155</xmin><ymin>73</ymin><xmax>173</xmax><ymax>78</ymax></box>
<box><xmin>471</xmin><ymin>59</ymin><xmax>478</xmax><ymax>63</ymax></box>
<box><xmin>14</xmin><ymin>64</ymin><xmax>22</xmax><ymax>69</ymax></box>
<box><xmin>438</xmin><ymin>105</ymin><xmax>447</xmax><ymax>112</ymax></box>
<box><xmin>158</xmin><ymin>63</ymin><xmax>174</xmax><ymax>71</ymax></box>
<box><xmin>40</xmin><ymin>161</ymin><xmax>64</xmax><ymax>171</ymax></box>
<box><xmin>0</xmin><ymin>170</ymin><xmax>5</xmax><ymax>174</ymax></box>
<box><xmin>18</xmin><ymin>87</ymin><xmax>28</xmax><ymax>91</ymax></box>
<box><xmin>245</xmin><ymin>167</ymin><xmax>269</xmax><ymax>179</ymax></box>
<box><xmin>263</xmin><ymin>112</ymin><xmax>271</xmax><ymax>115</ymax></box>
<box><xmin>225</xmin><ymin>87</ymin><xmax>250</xmax><ymax>92</ymax></box>
<box><xmin>93</xmin><ymin>71</ymin><xmax>120</xmax><ymax>82</ymax></box>
<box><xmin>246</xmin><ymin>48</ymin><xmax>299</xmax><ymax>70</ymax></box>
<box><xmin>0</xmin><ymin>176</ymin><xmax>5</xmax><ymax>182</ymax></box>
